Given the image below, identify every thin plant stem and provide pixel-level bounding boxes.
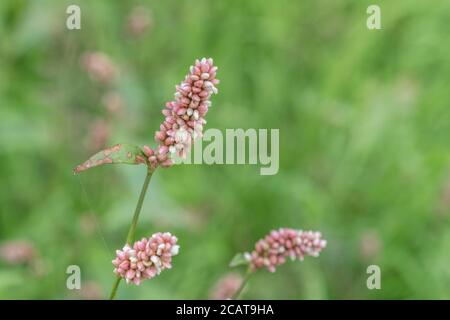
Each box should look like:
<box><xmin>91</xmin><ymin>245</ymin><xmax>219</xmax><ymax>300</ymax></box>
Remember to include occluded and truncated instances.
<box><xmin>109</xmin><ymin>170</ymin><xmax>154</xmax><ymax>300</ymax></box>
<box><xmin>232</xmin><ymin>268</ymin><xmax>252</xmax><ymax>300</ymax></box>
<box><xmin>125</xmin><ymin>171</ymin><xmax>153</xmax><ymax>244</ymax></box>
<box><xmin>109</xmin><ymin>276</ymin><xmax>121</xmax><ymax>300</ymax></box>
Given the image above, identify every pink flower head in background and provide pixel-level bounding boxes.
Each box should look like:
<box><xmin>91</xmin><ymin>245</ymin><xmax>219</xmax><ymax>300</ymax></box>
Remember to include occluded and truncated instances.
<box><xmin>78</xmin><ymin>281</ymin><xmax>103</xmax><ymax>300</ymax></box>
<box><xmin>102</xmin><ymin>91</ymin><xmax>124</xmax><ymax>115</ymax></box>
<box><xmin>112</xmin><ymin>232</ymin><xmax>179</xmax><ymax>285</ymax></box>
<box><xmin>209</xmin><ymin>272</ymin><xmax>243</xmax><ymax>300</ymax></box>
<box><xmin>359</xmin><ymin>229</ymin><xmax>382</xmax><ymax>260</ymax></box>
<box><xmin>143</xmin><ymin>57</ymin><xmax>219</xmax><ymax>169</ymax></box>
<box><xmin>0</xmin><ymin>240</ymin><xmax>36</xmax><ymax>265</ymax></box>
<box><xmin>81</xmin><ymin>52</ymin><xmax>116</xmax><ymax>84</ymax></box>
<box><xmin>126</xmin><ymin>6</ymin><xmax>153</xmax><ymax>37</ymax></box>
<box><xmin>88</xmin><ymin>119</ymin><xmax>110</xmax><ymax>151</ymax></box>
<box><xmin>245</xmin><ymin>228</ymin><xmax>326</xmax><ymax>273</ymax></box>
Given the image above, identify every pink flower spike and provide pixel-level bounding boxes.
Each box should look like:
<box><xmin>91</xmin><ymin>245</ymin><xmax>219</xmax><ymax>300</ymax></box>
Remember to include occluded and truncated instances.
<box><xmin>144</xmin><ymin>58</ymin><xmax>219</xmax><ymax>170</ymax></box>
<box><xmin>113</xmin><ymin>232</ymin><xmax>180</xmax><ymax>285</ymax></box>
<box><xmin>245</xmin><ymin>228</ymin><xmax>326</xmax><ymax>273</ymax></box>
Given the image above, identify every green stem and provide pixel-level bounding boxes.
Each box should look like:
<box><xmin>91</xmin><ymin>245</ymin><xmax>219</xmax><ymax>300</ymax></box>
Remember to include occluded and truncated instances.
<box><xmin>232</xmin><ymin>268</ymin><xmax>252</xmax><ymax>300</ymax></box>
<box><xmin>125</xmin><ymin>171</ymin><xmax>153</xmax><ymax>244</ymax></box>
<box><xmin>109</xmin><ymin>170</ymin><xmax>154</xmax><ymax>300</ymax></box>
<box><xmin>109</xmin><ymin>276</ymin><xmax>121</xmax><ymax>300</ymax></box>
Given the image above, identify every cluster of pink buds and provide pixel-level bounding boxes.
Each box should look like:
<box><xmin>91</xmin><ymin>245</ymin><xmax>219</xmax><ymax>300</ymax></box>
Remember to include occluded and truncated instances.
<box><xmin>143</xmin><ymin>58</ymin><xmax>219</xmax><ymax>169</ymax></box>
<box><xmin>244</xmin><ymin>228</ymin><xmax>326</xmax><ymax>273</ymax></box>
<box><xmin>112</xmin><ymin>232</ymin><xmax>179</xmax><ymax>285</ymax></box>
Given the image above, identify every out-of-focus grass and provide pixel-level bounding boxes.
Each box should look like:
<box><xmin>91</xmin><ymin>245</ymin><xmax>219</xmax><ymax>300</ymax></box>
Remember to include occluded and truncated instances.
<box><xmin>0</xmin><ymin>0</ymin><xmax>449</xmax><ymax>299</ymax></box>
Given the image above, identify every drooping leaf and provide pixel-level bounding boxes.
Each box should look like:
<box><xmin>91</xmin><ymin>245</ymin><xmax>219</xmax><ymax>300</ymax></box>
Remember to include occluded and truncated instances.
<box><xmin>73</xmin><ymin>143</ymin><xmax>146</xmax><ymax>174</ymax></box>
<box><xmin>229</xmin><ymin>253</ymin><xmax>249</xmax><ymax>268</ymax></box>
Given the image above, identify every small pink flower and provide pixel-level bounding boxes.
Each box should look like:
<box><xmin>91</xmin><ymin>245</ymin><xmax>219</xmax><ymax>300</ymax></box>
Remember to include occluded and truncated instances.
<box><xmin>112</xmin><ymin>232</ymin><xmax>179</xmax><ymax>285</ymax></box>
<box><xmin>143</xmin><ymin>57</ymin><xmax>219</xmax><ymax>169</ymax></box>
<box><xmin>245</xmin><ymin>228</ymin><xmax>326</xmax><ymax>273</ymax></box>
<box><xmin>172</xmin><ymin>127</ymin><xmax>192</xmax><ymax>158</ymax></box>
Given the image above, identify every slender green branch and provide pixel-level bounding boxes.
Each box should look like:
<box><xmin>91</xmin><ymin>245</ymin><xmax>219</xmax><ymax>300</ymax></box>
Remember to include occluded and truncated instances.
<box><xmin>109</xmin><ymin>170</ymin><xmax>154</xmax><ymax>300</ymax></box>
<box><xmin>232</xmin><ymin>268</ymin><xmax>252</xmax><ymax>300</ymax></box>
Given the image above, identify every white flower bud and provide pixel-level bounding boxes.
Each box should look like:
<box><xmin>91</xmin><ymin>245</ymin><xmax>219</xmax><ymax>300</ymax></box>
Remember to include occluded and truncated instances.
<box><xmin>170</xmin><ymin>245</ymin><xmax>180</xmax><ymax>256</ymax></box>
<box><xmin>193</xmin><ymin>110</ymin><xmax>199</xmax><ymax>120</ymax></box>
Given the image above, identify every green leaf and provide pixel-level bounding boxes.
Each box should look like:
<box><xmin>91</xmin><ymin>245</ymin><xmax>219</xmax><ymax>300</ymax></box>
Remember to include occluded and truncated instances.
<box><xmin>73</xmin><ymin>143</ymin><xmax>146</xmax><ymax>174</ymax></box>
<box><xmin>229</xmin><ymin>253</ymin><xmax>249</xmax><ymax>268</ymax></box>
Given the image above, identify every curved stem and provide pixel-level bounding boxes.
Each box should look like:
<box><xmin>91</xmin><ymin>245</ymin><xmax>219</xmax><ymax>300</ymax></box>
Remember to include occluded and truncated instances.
<box><xmin>109</xmin><ymin>170</ymin><xmax>154</xmax><ymax>300</ymax></box>
<box><xmin>232</xmin><ymin>268</ymin><xmax>252</xmax><ymax>300</ymax></box>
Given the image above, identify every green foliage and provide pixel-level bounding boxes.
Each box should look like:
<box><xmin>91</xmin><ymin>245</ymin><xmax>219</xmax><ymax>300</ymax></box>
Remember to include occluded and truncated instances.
<box><xmin>0</xmin><ymin>0</ymin><xmax>450</xmax><ymax>299</ymax></box>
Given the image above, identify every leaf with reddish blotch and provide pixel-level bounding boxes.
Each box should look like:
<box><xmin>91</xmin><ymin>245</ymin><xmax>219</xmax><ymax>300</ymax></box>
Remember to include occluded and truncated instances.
<box><xmin>73</xmin><ymin>143</ymin><xmax>147</xmax><ymax>174</ymax></box>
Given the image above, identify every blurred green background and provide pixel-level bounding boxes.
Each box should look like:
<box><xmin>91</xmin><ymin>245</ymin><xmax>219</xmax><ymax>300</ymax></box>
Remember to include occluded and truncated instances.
<box><xmin>1</xmin><ymin>0</ymin><xmax>450</xmax><ymax>299</ymax></box>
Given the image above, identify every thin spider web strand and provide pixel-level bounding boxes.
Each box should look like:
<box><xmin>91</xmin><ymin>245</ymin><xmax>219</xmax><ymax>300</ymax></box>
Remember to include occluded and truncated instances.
<box><xmin>76</xmin><ymin>175</ymin><xmax>113</xmax><ymax>258</ymax></box>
